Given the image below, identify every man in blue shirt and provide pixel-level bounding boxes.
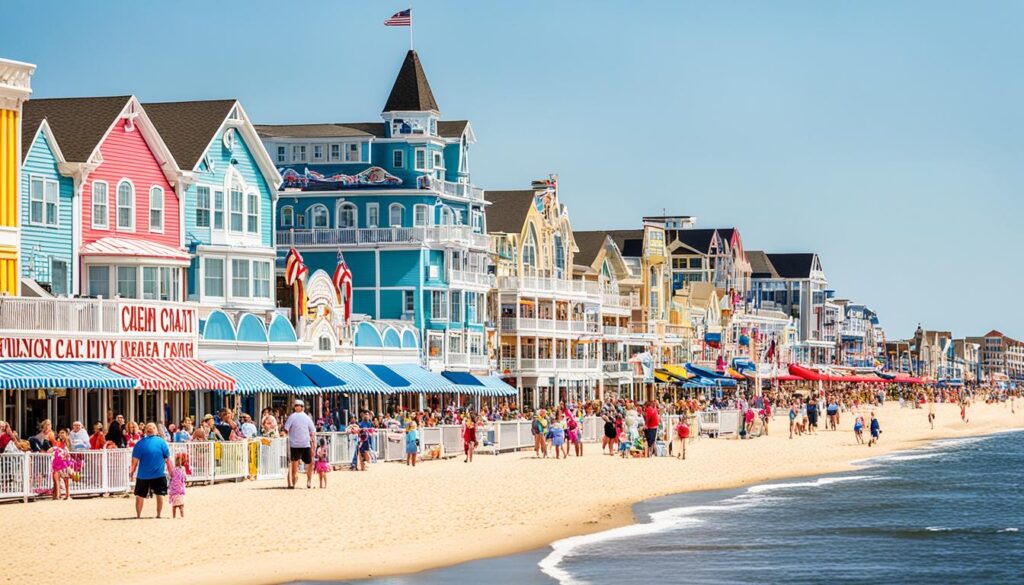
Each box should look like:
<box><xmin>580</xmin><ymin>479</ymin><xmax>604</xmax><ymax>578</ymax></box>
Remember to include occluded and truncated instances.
<box><xmin>130</xmin><ymin>422</ymin><xmax>173</xmax><ymax>518</ymax></box>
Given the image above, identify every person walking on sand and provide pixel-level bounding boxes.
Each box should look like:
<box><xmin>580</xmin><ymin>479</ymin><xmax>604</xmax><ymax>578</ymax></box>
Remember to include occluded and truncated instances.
<box><xmin>129</xmin><ymin>423</ymin><xmax>173</xmax><ymax>519</ymax></box>
<box><xmin>928</xmin><ymin>395</ymin><xmax>936</xmax><ymax>429</ymax></box>
<box><xmin>405</xmin><ymin>422</ymin><xmax>419</xmax><ymax>467</ymax></box>
<box><xmin>532</xmin><ymin>410</ymin><xmax>548</xmax><ymax>458</ymax></box>
<box><xmin>868</xmin><ymin>412</ymin><xmax>881</xmax><ymax>447</ymax></box>
<box><xmin>462</xmin><ymin>414</ymin><xmax>477</xmax><ymax>463</ymax></box>
<box><xmin>283</xmin><ymin>400</ymin><xmax>317</xmax><ymax>489</ymax></box>
<box><xmin>788</xmin><ymin>404</ymin><xmax>798</xmax><ymax>439</ymax></box>
<box><xmin>853</xmin><ymin>414</ymin><xmax>865</xmax><ymax>445</ymax></box>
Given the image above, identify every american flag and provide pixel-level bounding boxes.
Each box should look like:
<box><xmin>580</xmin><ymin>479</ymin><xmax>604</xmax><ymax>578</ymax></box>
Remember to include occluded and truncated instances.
<box><xmin>384</xmin><ymin>9</ymin><xmax>411</xmax><ymax>26</ymax></box>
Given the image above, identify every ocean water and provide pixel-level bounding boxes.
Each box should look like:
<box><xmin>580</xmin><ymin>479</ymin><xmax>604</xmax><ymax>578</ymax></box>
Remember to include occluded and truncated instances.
<box><xmin>341</xmin><ymin>431</ymin><xmax>1024</xmax><ymax>585</ymax></box>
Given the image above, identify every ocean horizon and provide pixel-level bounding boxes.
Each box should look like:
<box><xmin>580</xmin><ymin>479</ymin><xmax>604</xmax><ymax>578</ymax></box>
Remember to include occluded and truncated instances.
<box><xmin>324</xmin><ymin>429</ymin><xmax>1024</xmax><ymax>585</ymax></box>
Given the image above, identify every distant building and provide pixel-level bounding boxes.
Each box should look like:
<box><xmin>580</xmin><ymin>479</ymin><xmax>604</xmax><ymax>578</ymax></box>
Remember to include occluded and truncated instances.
<box><xmin>977</xmin><ymin>330</ymin><xmax>1024</xmax><ymax>383</ymax></box>
<box><xmin>747</xmin><ymin>251</ymin><xmax>832</xmax><ymax>364</ymax></box>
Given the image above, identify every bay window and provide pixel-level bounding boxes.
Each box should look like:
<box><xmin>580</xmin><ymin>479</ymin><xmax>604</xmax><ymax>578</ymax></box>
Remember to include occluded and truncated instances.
<box><xmin>231</xmin><ymin>259</ymin><xmax>249</xmax><ymax>297</ymax></box>
<box><xmin>204</xmin><ymin>258</ymin><xmax>224</xmax><ymax>297</ymax></box>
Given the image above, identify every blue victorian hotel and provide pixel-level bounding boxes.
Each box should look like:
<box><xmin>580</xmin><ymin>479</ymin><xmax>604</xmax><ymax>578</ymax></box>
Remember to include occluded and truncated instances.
<box><xmin>257</xmin><ymin>51</ymin><xmax>491</xmax><ymax>374</ymax></box>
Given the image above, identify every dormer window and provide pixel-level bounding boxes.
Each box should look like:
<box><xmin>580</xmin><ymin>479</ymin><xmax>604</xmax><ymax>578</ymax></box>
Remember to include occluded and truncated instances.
<box><xmin>391</xmin><ymin>118</ymin><xmax>424</xmax><ymax>136</ymax></box>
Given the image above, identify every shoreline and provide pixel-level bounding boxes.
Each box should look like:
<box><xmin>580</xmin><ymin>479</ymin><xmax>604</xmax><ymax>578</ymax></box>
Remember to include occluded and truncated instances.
<box><xmin>4</xmin><ymin>402</ymin><xmax>1023</xmax><ymax>585</ymax></box>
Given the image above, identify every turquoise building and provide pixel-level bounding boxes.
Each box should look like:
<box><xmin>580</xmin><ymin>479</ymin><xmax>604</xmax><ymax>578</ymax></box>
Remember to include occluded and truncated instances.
<box><xmin>257</xmin><ymin>51</ymin><xmax>491</xmax><ymax>373</ymax></box>
<box><xmin>145</xmin><ymin>100</ymin><xmax>282</xmax><ymax>311</ymax></box>
<box><xmin>19</xmin><ymin>117</ymin><xmax>73</xmax><ymax>295</ymax></box>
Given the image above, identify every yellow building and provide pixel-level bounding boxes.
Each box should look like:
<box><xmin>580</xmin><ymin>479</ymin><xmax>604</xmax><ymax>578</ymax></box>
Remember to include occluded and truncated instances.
<box><xmin>0</xmin><ymin>58</ymin><xmax>35</xmax><ymax>295</ymax></box>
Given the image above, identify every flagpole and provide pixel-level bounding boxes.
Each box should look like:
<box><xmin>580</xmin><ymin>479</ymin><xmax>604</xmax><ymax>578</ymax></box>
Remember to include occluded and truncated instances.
<box><xmin>409</xmin><ymin>3</ymin><xmax>414</xmax><ymax>50</ymax></box>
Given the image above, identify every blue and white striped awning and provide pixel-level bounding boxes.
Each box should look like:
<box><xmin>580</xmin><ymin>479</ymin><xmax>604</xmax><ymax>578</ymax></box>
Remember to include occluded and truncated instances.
<box><xmin>478</xmin><ymin>375</ymin><xmax>518</xmax><ymax>397</ymax></box>
<box><xmin>301</xmin><ymin>362</ymin><xmax>392</xmax><ymax>395</ymax></box>
<box><xmin>263</xmin><ymin>363</ymin><xmax>323</xmax><ymax>395</ymax></box>
<box><xmin>0</xmin><ymin>360</ymin><xmax>137</xmax><ymax>390</ymax></box>
<box><xmin>207</xmin><ymin>361</ymin><xmax>293</xmax><ymax>395</ymax></box>
<box><xmin>385</xmin><ymin>363</ymin><xmax>458</xmax><ymax>394</ymax></box>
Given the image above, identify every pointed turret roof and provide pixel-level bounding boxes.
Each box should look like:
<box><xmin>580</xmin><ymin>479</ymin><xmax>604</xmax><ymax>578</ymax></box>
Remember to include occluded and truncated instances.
<box><xmin>383</xmin><ymin>50</ymin><xmax>439</xmax><ymax>113</ymax></box>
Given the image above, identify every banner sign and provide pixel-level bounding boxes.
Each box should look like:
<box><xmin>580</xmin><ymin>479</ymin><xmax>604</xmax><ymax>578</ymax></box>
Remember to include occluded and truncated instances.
<box><xmin>0</xmin><ymin>302</ymin><xmax>198</xmax><ymax>361</ymax></box>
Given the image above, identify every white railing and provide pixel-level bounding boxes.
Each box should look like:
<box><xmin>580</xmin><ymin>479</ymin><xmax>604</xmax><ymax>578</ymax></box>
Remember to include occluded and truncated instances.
<box><xmin>419</xmin><ymin>176</ymin><xmax>485</xmax><ymax>202</ymax></box>
<box><xmin>256</xmin><ymin>438</ymin><xmax>288</xmax><ymax>480</ymax></box>
<box><xmin>696</xmin><ymin>409</ymin><xmax>741</xmax><ymax>438</ymax></box>
<box><xmin>603</xmin><ymin>361</ymin><xmax>632</xmax><ymax>373</ymax></box>
<box><xmin>505</xmin><ymin>358</ymin><xmax>599</xmax><ymax>373</ymax></box>
<box><xmin>0</xmin><ymin>296</ymin><xmax>198</xmax><ymax>335</ymax></box>
<box><xmin>603</xmin><ymin>325</ymin><xmax>628</xmax><ymax>336</ymax></box>
<box><xmin>277</xmin><ymin>225</ymin><xmax>489</xmax><ymax>250</ymax></box>
<box><xmin>500</xmin><ymin>317</ymin><xmax>599</xmax><ymax>334</ymax></box>
<box><xmin>497</xmin><ymin>275</ymin><xmax>600</xmax><ymax>299</ymax></box>
<box><xmin>602</xmin><ymin>292</ymin><xmax>641</xmax><ymax>310</ymax></box>
<box><xmin>1</xmin><ymin>449</ymin><xmax>134</xmax><ymax>502</ymax></box>
<box><xmin>450</xmin><ymin>269</ymin><xmax>494</xmax><ymax>287</ymax></box>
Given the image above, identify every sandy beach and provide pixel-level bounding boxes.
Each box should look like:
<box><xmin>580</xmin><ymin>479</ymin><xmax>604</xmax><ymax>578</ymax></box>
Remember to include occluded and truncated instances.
<box><xmin>4</xmin><ymin>401</ymin><xmax>1022</xmax><ymax>585</ymax></box>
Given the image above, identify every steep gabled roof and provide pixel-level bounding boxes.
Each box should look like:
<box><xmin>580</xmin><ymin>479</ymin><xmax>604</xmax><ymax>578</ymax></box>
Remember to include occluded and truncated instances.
<box><xmin>485</xmin><ymin>190</ymin><xmax>535</xmax><ymax>235</ymax></box>
<box><xmin>383</xmin><ymin>50</ymin><xmax>439</xmax><ymax>113</ymax></box>
<box><xmin>604</xmin><ymin>229</ymin><xmax>645</xmax><ymax>258</ymax></box>
<box><xmin>437</xmin><ymin>120</ymin><xmax>469</xmax><ymax>138</ymax></box>
<box><xmin>765</xmin><ymin>253</ymin><xmax>817</xmax><ymax>279</ymax></box>
<box><xmin>668</xmin><ymin>228</ymin><xmax>716</xmax><ymax>255</ymax></box>
<box><xmin>21</xmin><ymin>96</ymin><xmax>131</xmax><ymax>162</ymax></box>
<box><xmin>571</xmin><ymin>231</ymin><xmax>611</xmax><ymax>267</ymax></box>
<box><xmin>746</xmin><ymin>250</ymin><xmax>779</xmax><ymax>279</ymax></box>
<box><xmin>143</xmin><ymin>99</ymin><xmax>237</xmax><ymax>169</ymax></box>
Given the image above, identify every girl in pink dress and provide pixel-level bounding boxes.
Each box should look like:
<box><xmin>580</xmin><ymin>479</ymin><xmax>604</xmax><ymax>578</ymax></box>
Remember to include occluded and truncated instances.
<box><xmin>50</xmin><ymin>430</ymin><xmax>76</xmax><ymax>500</ymax></box>
<box><xmin>314</xmin><ymin>438</ymin><xmax>330</xmax><ymax>488</ymax></box>
<box><xmin>170</xmin><ymin>452</ymin><xmax>190</xmax><ymax>518</ymax></box>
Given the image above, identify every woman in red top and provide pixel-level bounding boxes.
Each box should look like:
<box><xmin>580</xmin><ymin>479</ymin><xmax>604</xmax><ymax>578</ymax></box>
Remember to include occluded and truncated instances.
<box><xmin>463</xmin><ymin>415</ymin><xmax>477</xmax><ymax>463</ymax></box>
<box><xmin>0</xmin><ymin>420</ymin><xmax>17</xmax><ymax>452</ymax></box>
<box><xmin>88</xmin><ymin>422</ymin><xmax>106</xmax><ymax>450</ymax></box>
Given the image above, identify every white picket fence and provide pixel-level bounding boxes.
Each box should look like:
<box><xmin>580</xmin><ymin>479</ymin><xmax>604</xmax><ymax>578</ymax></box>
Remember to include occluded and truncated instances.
<box><xmin>695</xmin><ymin>409</ymin><xmax>742</xmax><ymax>438</ymax></box>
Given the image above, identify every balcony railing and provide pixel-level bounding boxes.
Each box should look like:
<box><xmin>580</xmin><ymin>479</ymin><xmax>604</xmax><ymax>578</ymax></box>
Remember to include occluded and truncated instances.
<box><xmin>418</xmin><ymin>176</ymin><xmax>485</xmax><ymax>202</ymax></box>
<box><xmin>0</xmin><ymin>296</ymin><xmax>197</xmax><ymax>335</ymax></box>
<box><xmin>603</xmin><ymin>362</ymin><xmax>632</xmax><ymax>373</ymax></box>
<box><xmin>601</xmin><ymin>292</ymin><xmax>641</xmax><ymax>310</ymax></box>
<box><xmin>504</xmin><ymin>358</ymin><xmax>600</xmax><ymax>373</ymax></box>
<box><xmin>498</xmin><ymin>317</ymin><xmax>600</xmax><ymax>334</ymax></box>
<box><xmin>497</xmin><ymin>275</ymin><xmax>600</xmax><ymax>298</ymax></box>
<box><xmin>276</xmin><ymin>225</ymin><xmax>489</xmax><ymax>250</ymax></box>
<box><xmin>449</xmin><ymin>270</ymin><xmax>495</xmax><ymax>288</ymax></box>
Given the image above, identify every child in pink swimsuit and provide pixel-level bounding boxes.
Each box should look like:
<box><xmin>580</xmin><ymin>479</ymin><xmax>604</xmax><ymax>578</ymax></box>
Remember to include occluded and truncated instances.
<box><xmin>170</xmin><ymin>452</ymin><xmax>190</xmax><ymax>518</ymax></box>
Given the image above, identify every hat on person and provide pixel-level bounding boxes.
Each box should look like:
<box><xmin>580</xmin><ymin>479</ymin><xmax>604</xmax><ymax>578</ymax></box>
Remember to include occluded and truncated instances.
<box><xmin>294</xmin><ymin>399</ymin><xmax>305</xmax><ymax>407</ymax></box>
<box><xmin>202</xmin><ymin>414</ymin><xmax>214</xmax><ymax>421</ymax></box>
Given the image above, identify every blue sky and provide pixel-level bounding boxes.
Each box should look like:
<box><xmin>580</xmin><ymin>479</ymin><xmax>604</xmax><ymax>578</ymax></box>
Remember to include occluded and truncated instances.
<box><xmin>3</xmin><ymin>1</ymin><xmax>1021</xmax><ymax>339</ymax></box>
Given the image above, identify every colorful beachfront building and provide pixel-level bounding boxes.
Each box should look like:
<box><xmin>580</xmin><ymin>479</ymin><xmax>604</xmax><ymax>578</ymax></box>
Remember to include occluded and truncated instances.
<box><xmin>488</xmin><ymin>181</ymin><xmax>606</xmax><ymax>406</ymax></box>
<box><xmin>0</xmin><ymin>58</ymin><xmax>35</xmax><ymax>294</ymax></box>
<box><xmin>21</xmin><ymin>96</ymin><xmax>188</xmax><ymax>299</ymax></box>
<box><xmin>257</xmin><ymin>50</ymin><xmax>491</xmax><ymax>374</ymax></box>
<box><xmin>144</xmin><ymin>100</ymin><xmax>282</xmax><ymax>311</ymax></box>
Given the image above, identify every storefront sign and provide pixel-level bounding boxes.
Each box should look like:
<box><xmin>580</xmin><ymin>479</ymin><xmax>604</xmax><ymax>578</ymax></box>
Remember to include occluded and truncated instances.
<box><xmin>0</xmin><ymin>335</ymin><xmax>195</xmax><ymax>360</ymax></box>
<box><xmin>120</xmin><ymin>304</ymin><xmax>196</xmax><ymax>334</ymax></box>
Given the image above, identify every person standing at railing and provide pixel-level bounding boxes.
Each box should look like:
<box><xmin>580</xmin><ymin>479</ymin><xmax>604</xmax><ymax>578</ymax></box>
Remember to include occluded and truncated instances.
<box><xmin>405</xmin><ymin>422</ymin><xmax>419</xmax><ymax>467</ymax></box>
<box><xmin>239</xmin><ymin>414</ymin><xmax>258</xmax><ymax>439</ymax></box>
<box><xmin>462</xmin><ymin>415</ymin><xmax>477</xmax><ymax>463</ymax></box>
<box><xmin>0</xmin><ymin>420</ymin><xmax>18</xmax><ymax>453</ymax></box>
<box><xmin>69</xmin><ymin>421</ymin><xmax>89</xmax><ymax>451</ymax></box>
<box><xmin>283</xmin><ymin>400</ymin><xmax>317</xmax><ymax>489</ymax></box>
<box><xmin>130</xmin><ymin>423</ymin><xmax>174</xmax><ymax>519</ymax></box>
<box><xmin>106</xmin><ymin>414</ymin><xmax>126</xmax><ymax>449</ymax></box>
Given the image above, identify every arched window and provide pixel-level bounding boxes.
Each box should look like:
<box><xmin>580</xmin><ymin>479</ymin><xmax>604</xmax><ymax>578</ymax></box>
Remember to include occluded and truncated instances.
<box><xmin>281</xmin><ymin>205</ymin><xmax>294</xmax><ymax>228</ymax></box>
<box><xmin>309</xmin><ymin>204</ymin><xmax>329</xmax><ymax>228</ymax></box>
<box><xmin>413</xmin><ymin>204</ymin><xmax>429</xmax><ymax>227</ymax></box>
<box><xmin>229</xmin><ymin>175</ymin><xmax>245</xmax><ymax>232</ymax></box>
<box><xmin>116</xmin><ymin>180</ymin><xmax>134</xmax><ymax>230</ymax></box>
<box><xmin>522</xmin><ymin>224</ymin><xmax>538</xmax><ymax>272</ymax></box>
<box><xmin>553</xmin><ymin>233</ymin><xmax>565</xmax><ymax>278</ymax></box>
<box><xmin>149</xmin><ymin>186</ymin><xmax>164</xmax><ymax>232</ymax></box>
<box><xmin>337</xmin><ymin>202</ymin><xmax>357</xmax><ymax>228</ymax></box>
<box><xmin>439</xmin><ymin>206</ymin><xmax>453</xmax><ymax>226</ymax></box>
<box><xmin>389</xmin><ymin>203</ymin><xmax>405</xmax><ymax>227</ymax></box>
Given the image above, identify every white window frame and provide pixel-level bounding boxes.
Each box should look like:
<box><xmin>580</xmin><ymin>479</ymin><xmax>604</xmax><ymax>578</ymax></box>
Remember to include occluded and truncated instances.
<box><xmin>116</xmin><ymin>179</ymin><xmax>135</xmax><ymax>231</ymax></box>
<box><xmin>309</xmin><ymin>204</ymin><xmax>329</xmax><ymax>228</ymax></box>
<box><xmin>430</xmin><ymin>290</ymin><xmax>448</xmax><ymax>321</ymax></box>
<box><xmin>281</xmin><ymin>205</ymin><xmax>294</xmax><ymax>228</ymax></box>
<box><xmin>329</xmin><ymin>143</ymin><xmax>341</xmax><ymax>162</ymax></box>
<box><xmin>148</xmin><ymin>186</ymin><xmax>164</xmax><ymax>233</ymax></box>
<box><xmin>291</xmin><ymin>144</ymin><xmax>306</xmax><ymax>163</ymax></box>
<box><xmin>212</xmin><ymin>188</ymin><xmax>225</xmax><ymax>231</ymax></box>
<box><xmin>116</xmin><ymin>265</ymin><xmax>138</xmax><ymax>299</ymax></box>
<box><xmin>403</xmin><ymin>290</ymin><xmax>415</xmax><ymax>314</ymax></box>
<box><xmin>392</xmin><ymin>149</ymin><xmax>404</xmax><ymax>169</ymax></box>
<box><xmin>253</xmin><ymin>260</ymin><xmax>272</xmax><ymax>299</ymax></box>
<box><xmin>312</xmin><ymin>144</ymin><xmax>324</xmax><ymax>161</ymax></box>
<box><xmin>388</xmin><ymin>203</ymin><xmax>404</xmax><ymax>227</ymax></box>
<box><xmin>195</xmin><ymin>185</ymin><xmax>211</xmax><ymax>228</ymax></box>
<box><xmin>414</xmin><ymin>148</ymin><xmax>427</xmax><ymax>171</ymax></box>
<box><xmin>87</xmin><ymin>265</ymin><xmax>110</xmax><ymax>298</ymax></box>
<box><xmin>366</xmin><ymin>203</ymin><xmax>379</xmax><ymax>228</ymax></box>
<box><xmin>91</xmin><ymin>180</ymin><xmax>109</xmax><ymax>230</ymax></box>
<box><xmin>50</xmin><ymin>258</ymin><xmax>68</xmax><ymax>296</ymax></box>
<box><xmin>229</xmin><ymin>178</ymin><xmax>244</xmax><ymax>233</ymax></box>
<box><xmin>344</xmin><ymin>142</ymin><xmax>361</xmax><ymax>162</ymax></box>
<box><xmin>29</xmin><ymin>175</ymin><xmax>59</xmax><ymax>228</ymax></box>
<box><xmin>246</xmin><ymin>190</ymin><xmax>259</xmax><ymax>234</ymax></box>
<box><xmin>203</xmin><ymin>256</ymin><xmax>225</xmax><ymax>299</ymax></box>
<box><xmin>231</xmin><ymin>258</ymin><xmax>250</xmax><ymax>298</ymax></box>
<box><xmin>276</xmin><ymin>145</ymin><xmax>286</xmax><ymax>163</ymax></box>
<box><xmin>413</xmin><ymin>204</ymin><xmax>429</xmax><ymax>227</ymax></box>
<box><xmin>337</xmin><ymin>201</ymin><xmax>357</xmax><ymax>229</ymax></box>
<box><xmin>451</xmin><ymin>291</ymin><xmax>462</xmax><ymax>323</ymax></box>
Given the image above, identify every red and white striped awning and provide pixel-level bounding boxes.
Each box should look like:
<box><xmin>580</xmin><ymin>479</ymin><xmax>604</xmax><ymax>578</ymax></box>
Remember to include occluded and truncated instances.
<box><xmin>110</xmin><ymin>358</ymin><xmax>235</xmax><ymax>392</ymax></box>
<box><xmin>80</xmin><ymin>237</ymin><xmax>191</xmax><ymax>262</ymax></box>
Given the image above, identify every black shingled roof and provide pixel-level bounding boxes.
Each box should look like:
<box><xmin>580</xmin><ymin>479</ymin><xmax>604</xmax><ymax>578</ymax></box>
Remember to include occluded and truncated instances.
<box><xmin>384</xmin><ymin>50</ymin><xmax>439</xmax><ymax>113</ymax></box>
<box><xmin>746</xmin><ymin>250</ymin><xmax>779</xmax><ymax>279</ymax></box>
<box><xmin>144</xmin><ymin>99</ymin><xmax>237</xmax><ymax>170</ymax></box>
<box><xmin>485</xmin><ymin>190</ymin><xmax>535</xmax><ymax>235</ymax></box>
<box><xmin>668</xmin><ymin>228</ymin><xmax>716</xmax><ymax>255</ymax></box>
<box><xmin>765</xmin><ymin>253</ymin><xmax>818</xmax><ymax>279</ymax></box>
<box><xmin>22</xmin><ymin>96</ymin><xmax>131</xmax><ymax>163</ymax></box>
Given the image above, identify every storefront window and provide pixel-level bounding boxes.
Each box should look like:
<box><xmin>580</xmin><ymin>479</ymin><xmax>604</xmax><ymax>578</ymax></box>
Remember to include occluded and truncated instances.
<box><xmin>88</xmin><ymin>266</ymin><xmax>109</xmax><ymax>298</ymax></box>
<box><xmin>143</xmin><ymin>267</ymin><xmax>158</xmax><ymax>300</ymax></box>
<box><xmin>117</xmin><ymin>266</ymin><xmax>137</xmax><ymax>298</ymax></box>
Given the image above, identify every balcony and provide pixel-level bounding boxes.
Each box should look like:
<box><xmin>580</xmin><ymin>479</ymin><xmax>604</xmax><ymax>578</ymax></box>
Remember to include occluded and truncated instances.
<box><xmin>602</xmin><ymin>362</ymin><xmax>632</xmax><ymax>373</ymax></box>
<box><xmin>500</xmin><ymin>357</ymin><xmax>600</xmax><ymax>373</ymax></box>
<box><xmin>601</xmin><ymin>291</ymin><xmax>641</xmax><ymax>311</ymax></box>
<box><xmin>0</xmin><ymin>296</ymin><xmax>198</xmax><ymax>336</ymax></box>
<box><xmin>497</xmin><ymin>275</ymin><xmax>600</xmax><ymax>299</ymax></box>
<box><xmin>602</xmin><ymin>325</ymin><xmax>629</xmax><ymax>337</ymax></box>
<box><xmin>418</xmin><ymin>176</ymin><xmax>485</xmax><ymax>202</ymax></box>
<box><xmin>449</xmin><ymin>269</ymin><xmax>495</xmax><ymax>288</ymax></box>
<box><xmin>499</xmin><ymin>317</ymin><xmax>600</xmax><ymax>335</ymax></box>
<box><xmin>276</xmin><ymin>225</ymin><xmax>489</xmax><ymax>250</ymax></box>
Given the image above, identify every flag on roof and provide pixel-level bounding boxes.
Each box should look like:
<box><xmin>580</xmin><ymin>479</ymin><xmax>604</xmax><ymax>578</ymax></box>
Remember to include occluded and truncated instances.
<box><xmin>384</xmin><ymin>9</ymin><xmax>411</xmax><ymax>26</ymax></box>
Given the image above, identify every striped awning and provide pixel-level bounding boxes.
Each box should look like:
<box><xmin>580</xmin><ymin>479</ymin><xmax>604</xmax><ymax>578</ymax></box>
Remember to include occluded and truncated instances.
<box><xmin>207</xmin><ymin>361</ymin><xmax>293</xmax><ymax>395</ymax></box>
<box><xmin>478</xmin><ymin>376</ymin><xmax>517</xmax><ymax>396</ymax></box>
<box><xmin>301</xmin><ymin>362</ymin><xmax>392</xmax><ymax>395</ymax></box>
<box><xmin>0</xmin><ymin>360</ymin><xmax>137</xmax><ymax>390</ymax></box>
<box><xmin>110</xmin><ymin>358</ymin><xmax>235</xmax><ymax>391</ymax></box>
<box><xmin>440</xmin><ymin>371</ymin><xmax>517</xmax><ymax>396</ymax></box>
<box><xmin>263</xmin><ymin>363</ymin><xmax>322</xmax><ymax>395</ymax></box>
<box><xmin>385</xmin><ymin>363</ymin><xmax>456</xmax><ymax>394</ymax></box>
